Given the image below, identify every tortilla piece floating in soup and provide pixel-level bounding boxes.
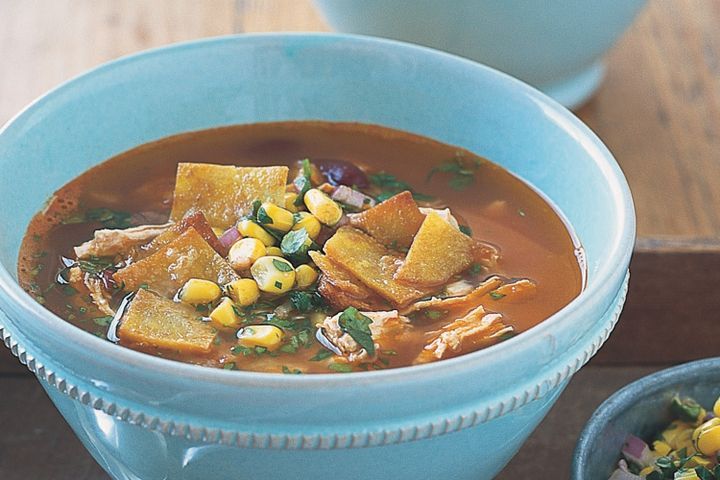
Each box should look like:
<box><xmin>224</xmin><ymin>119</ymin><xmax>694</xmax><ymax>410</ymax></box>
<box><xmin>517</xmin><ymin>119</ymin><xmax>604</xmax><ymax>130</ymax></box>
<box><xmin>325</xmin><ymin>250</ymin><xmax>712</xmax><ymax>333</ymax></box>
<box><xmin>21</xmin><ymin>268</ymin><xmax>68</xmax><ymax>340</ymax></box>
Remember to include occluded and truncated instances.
<box><xmin>118</xmin><ymin>288</ymin><xmax>217</xmax><ymax>354</ymax></box>
<box><xmin>170</xmin><ymin>163</ymin><xmax>288</xmax><ymax>229</ymax></box>
<box><xmin>113</xmin><ymin>228</ymin><xmax>238</xmax><ymax>298</ymax></box>
<box><xmin>17</xmin><ymin>121</ymin><xmax>584</xmax><ymax>373</ymax></box>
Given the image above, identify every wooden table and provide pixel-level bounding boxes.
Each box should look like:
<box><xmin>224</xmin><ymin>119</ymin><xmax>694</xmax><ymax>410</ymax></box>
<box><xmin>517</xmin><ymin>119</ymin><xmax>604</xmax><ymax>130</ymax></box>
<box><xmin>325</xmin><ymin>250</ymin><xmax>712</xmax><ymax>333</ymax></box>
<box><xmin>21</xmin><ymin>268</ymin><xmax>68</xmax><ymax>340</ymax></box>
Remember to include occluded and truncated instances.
<box><xmin>0</xmin><ymin>1</ymin><xmax>717</xmax><ymax>478</ymax></box>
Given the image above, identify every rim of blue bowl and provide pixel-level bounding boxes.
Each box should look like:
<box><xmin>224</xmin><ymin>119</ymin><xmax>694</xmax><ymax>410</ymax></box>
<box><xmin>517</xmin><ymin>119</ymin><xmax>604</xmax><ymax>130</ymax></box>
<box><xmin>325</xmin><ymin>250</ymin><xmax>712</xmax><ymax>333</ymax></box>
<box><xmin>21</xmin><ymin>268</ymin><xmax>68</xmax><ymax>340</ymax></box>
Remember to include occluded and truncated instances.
<box><xmin>0</xmin><ymin>32</ymin><xmax>636</xmax><ymax>387</ymax></box>
<box><xmin>571</xmin><ymin>358</ymin><xmax>720</xmax><ymax>479</ymax></box>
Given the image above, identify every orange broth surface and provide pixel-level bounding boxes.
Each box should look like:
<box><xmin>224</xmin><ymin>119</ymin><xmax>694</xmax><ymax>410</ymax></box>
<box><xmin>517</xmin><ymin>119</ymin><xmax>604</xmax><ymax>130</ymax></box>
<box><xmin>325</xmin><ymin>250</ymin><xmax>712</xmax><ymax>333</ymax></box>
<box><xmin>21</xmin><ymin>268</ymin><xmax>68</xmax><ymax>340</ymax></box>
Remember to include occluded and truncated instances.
<box><xmin>17</xmin><ymin>122</ymin><xmax>584</xmax><ymax>373</ymax></box>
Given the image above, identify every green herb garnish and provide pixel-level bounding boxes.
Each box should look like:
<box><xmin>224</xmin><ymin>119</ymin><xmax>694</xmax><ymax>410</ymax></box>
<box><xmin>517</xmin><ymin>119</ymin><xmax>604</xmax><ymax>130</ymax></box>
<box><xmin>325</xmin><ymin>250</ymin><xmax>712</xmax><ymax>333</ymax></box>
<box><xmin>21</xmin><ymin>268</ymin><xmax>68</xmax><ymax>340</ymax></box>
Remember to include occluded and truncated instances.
<box><xmin>280</xmin><ymin>228</ymin><xmax>317</xmax><ymax>264</ymax></box>
<box><xmin>671</xmin><ymin>395</ymin><xmax>704</xmax><ymax>422</ymax></box>
<box><xmin>77</xmin><ymin>256</ymin><xmax>114</xmax><ymax>275</ymax></box>
<box><xmin>489</xmin><ymin>291</ymin><xmax>506</xmax><ymax>300</ymax></box>
<box><xmin>223</xmin><ymin>362</ymin><xmax>236</xmax><ymax>370</ymax></box>
<box><xmin>282</xmin><ymin>366</ymin><xmax>303</xmax><ymax>375</ymax></box>
<box><xmin>459</xmin><ymin>225</ymin><xmax>473</xmax><ymax>236</ymax></box>
<box><xmin>92</xmin><ymin>316</ymin><xmax>114</xmax><ymax>327</ymax></box>
<box><xmin>427</xmin><ymin>153</ymin><xmax>482</xmax><ymax>191</ymax></box>
<box><xmin>424</xmin><ymin>310</ymin><xmax>445</xmax><ymax>320</ymax></box>
<box><xmin>293</xmin><ymin>159</ymin><xmax>313</xmax><ymax>206</ymax></box>
<box><xmin>63</xmin><ymin>207</ymin><xmax>132</xmax><ymax>228</ymax></box>
<box><xmin>337</xmin><ymin>307</ymin><xmax>375</xmax><ymax>356</ymax></box>
<box><xmin>256</xmin><ymin>206</ymin><xmax>273</xmax><ymax>225</ymax></box>
<box><xmin>369</xmin><ymin>172</ymin><xmax>433</xmax><ymax>202</ymax></box>
<box><xmin>60</xmin><ymin>285</ymin><xmax>78</xmax><ymax>297</ymax></box>
<box><xmin>272</xmin><ymin>258</ymin><xmax>293</xmax><ymax>272</ymax></box>
<box><xmin>289</xmin><ymin>290</ymin><xmax>325</xmax><ymax>313</ymax></box>
<box><xmin>310</xmin><ymin>349</ymin><xmax>334</xmax><ymax>361</ymax></box>
<box><xmin>328</xmin><ymin>362</ymin><xmax>353</xmax><ymax>373</ymax></box>
<box><xmin>274</xmin><ymin>281</ymin><xmax>283</xmax><ymax>289</ymax></box>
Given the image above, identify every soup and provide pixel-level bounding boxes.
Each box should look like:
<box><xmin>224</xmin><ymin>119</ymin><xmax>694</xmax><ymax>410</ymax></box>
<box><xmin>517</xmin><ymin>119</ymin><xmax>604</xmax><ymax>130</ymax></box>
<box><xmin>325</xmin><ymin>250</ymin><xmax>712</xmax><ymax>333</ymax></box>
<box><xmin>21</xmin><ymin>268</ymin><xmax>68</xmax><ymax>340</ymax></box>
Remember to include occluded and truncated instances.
<box><xmin>17</xmin><ymin>122</ymin><xmax>584</xmax><ymax>373</ymax></box>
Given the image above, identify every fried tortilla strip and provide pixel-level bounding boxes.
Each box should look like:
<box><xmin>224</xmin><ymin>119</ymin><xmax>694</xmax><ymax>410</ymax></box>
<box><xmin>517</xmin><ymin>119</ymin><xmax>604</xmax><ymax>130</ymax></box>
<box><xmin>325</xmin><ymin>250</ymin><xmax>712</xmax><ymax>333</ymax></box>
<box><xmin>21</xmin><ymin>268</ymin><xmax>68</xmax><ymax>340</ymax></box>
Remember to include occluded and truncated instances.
<box><xmin>323</xmin><ymin>227</ymin><xmax>430</xmax><ymax>306</ymax></box>
<box><xmin>348</xmin><ymin>191</ymin><xmax>425</xmax><ymax>248</ymax></box>
<box><xmin>414</xmin><ymin>306</ymin><xmax>513</xmax><ymax>364</ymax></box>
<box><xmin>114</xmin><ymin>228</ymin><xmax>238</xmax><ymax>298</ymax></box>
<box><xmin>395</xmin><ymin>211</ymin><xmax>474</xmax><ymax>287</ymax></box>
<box><xmin>169</xmin><ymin>163</ymin><xmax>288</xmax><ymax>229</ymax></box>
<box><xmin>140</xmin><ymin>210</ymin><xmax>225</xmax><ymax>259</ymax></box>
<box><xmin>491</xmin><ymin>279</ymin><xmax>537</xmax><ymax>303</ymax></box>
<box><xmin>309</xmin><ymin>251</ymin><xmax>389</xmax><ymax>310</ymax></box>
<box><xmin>118</xmin><ymin>289</ymin><xmax>217</xmax><ymax>354</ymax></box>
<box><xmin>74</xmin><ymin>223</ymin><xmax>172</xmax><ymax>259</ymax></box>
<box><xmin>401</xmin><ymin>276</ymin><xmax>503</xmax><ymax>315</ymax></box>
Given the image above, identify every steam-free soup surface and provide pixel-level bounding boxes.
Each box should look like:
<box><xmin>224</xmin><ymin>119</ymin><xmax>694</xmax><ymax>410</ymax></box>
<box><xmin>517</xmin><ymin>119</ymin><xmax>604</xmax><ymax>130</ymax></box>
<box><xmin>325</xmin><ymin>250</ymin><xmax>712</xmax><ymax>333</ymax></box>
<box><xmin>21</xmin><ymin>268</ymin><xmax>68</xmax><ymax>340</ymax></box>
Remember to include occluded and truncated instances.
<box><xmin>18</xmin><ymin>122</ymin><xmax>583</xmax><ymax>373</ymax></box>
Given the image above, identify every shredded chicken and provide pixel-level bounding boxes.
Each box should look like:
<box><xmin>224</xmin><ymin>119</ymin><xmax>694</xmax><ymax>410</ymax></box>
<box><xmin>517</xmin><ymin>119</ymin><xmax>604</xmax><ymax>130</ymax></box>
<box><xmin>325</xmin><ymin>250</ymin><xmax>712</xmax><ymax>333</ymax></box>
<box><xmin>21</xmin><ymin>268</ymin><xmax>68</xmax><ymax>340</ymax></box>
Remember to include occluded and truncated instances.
<box><xmin>74</xmin><ymin>223</ymin><xmax>172</xmax><ymax>259</ymax></box>
<box><xmin>85</xmin><ymin>276</ymin><xmax>116</xmax><ymax>316</ymax></box>
<box><xmin>331</xmin><ymin>185</ymin><xmax>376</xmax><ymax>210</ymax></box>
<box><xmin>401</xmin><ymin>276</ymin><xmax>503</xmax><ymax>315</ymax></box>
<box><xmin>492</xmin><ymin>279</ymin><xmax>537</xmax><ymax>303</ymax></box>
<box><xmin>415</xmin><ymin>306</ymin><xmax>513</xmax><ymax>364</ymax></box>
<box><xmin>316</xmin><ymin>310</ymin><xmax>409</xmax><ymax>363</ymax></box>
<box><xmin>443</xmin><ymin>279</ymin><xmax>475</xmax><ymax>297</ymax></box>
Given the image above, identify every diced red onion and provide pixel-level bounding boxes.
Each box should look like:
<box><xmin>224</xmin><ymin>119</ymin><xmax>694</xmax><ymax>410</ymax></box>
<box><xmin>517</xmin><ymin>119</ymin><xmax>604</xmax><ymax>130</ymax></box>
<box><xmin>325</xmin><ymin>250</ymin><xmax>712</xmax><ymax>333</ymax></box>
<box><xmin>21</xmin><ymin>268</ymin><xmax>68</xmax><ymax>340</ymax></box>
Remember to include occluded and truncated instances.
<box><xmin>218</xmin><ymin>227</ymin><xmax>241</xmax><ymax>251</ymax></box>
<box><xmin>621</xmin><ymin>434</ymin><xmax>655</xmax><ymax>467</ymax></box>
<box><xmin>331</xmin><ymin>185</ymin><xmax>376</xmax><ymax>210</ymax></box>
<box><xmin>314</xmin><ymin>158</ymin><xmax>370</xmax><ymax>188</ymax></box>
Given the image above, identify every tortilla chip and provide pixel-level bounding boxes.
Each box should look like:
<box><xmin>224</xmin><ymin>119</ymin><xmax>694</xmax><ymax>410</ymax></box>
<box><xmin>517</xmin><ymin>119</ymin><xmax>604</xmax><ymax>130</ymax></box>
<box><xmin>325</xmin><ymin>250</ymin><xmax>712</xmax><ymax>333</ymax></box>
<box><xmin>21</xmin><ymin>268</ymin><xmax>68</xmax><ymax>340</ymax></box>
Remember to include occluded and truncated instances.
<box><xmin>141</xmin><ymin>210</ymin><xmax>225</xmax><ymax>259</ymax></box>
<box><xmin>323</xmin><ymin>227</ymin><xmax>429</xmax><ymax>306</ymax></box>
<box><xmin>309</xmin><ymin>251</ymin><xmax>389</xmax><ymax>310</ymax></box>
<box><xmin>114</xmin><ymin>228</ymin><xmax>238</xmax><ymax>298</ymax></box>
<box><xmin>395</xmin><ymin>212</ymin><xmax>474</xmax><ymax>286</ymax></box>
<box><xmin>169</xmin><ymin>163</ymin><xmax>288</xmax><ymax>229</ymax></box>
<box><xmin>348</xmin><ymin>191</ymin><xmax>425</xmax><ymax>248</ymax></box>
<box><xmin>118</xmin><ymin>289</ymin><xmax>216</xmax><ymax>353</ymax></box>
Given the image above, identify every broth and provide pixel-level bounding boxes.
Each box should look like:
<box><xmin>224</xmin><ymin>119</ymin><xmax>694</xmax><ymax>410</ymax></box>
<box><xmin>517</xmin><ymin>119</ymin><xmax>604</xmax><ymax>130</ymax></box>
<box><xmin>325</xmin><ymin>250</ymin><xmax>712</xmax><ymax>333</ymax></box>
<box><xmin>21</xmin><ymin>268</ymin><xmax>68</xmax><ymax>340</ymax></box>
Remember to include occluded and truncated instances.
<box><xmin>17</xmin><ymin>122</ymin><xmax>583</xmax><ymax>373</ymax></box>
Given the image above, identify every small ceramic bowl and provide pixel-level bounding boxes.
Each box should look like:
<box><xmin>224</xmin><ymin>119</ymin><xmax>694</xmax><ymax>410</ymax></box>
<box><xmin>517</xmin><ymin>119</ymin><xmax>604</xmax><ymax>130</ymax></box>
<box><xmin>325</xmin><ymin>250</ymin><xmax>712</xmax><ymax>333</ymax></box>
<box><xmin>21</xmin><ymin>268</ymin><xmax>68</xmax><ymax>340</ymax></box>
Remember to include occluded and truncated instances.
<box><xmin>313</xmin><ymin>0</ymin><xmax>646</xmax><ymax>109</ymax></box>
<box><xmin>572</xmin><ymin>358</ymin><xmax>720</xmax><ymax>479</ymax></box>
<box><xmin>0</xmin><ymin>34</ymin><xmax>634</xmax><ymax>480</ymax></box>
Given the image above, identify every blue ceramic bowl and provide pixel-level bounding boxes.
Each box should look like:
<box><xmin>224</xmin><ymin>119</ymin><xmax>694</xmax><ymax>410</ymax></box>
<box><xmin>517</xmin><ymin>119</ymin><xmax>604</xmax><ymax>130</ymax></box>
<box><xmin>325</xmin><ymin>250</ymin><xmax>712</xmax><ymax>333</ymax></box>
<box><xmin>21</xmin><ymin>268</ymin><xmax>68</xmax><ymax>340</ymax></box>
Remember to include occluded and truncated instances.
<box><xmin>572</xmin><ymin>359</ymin><xmax>720</xmax><ymax>479</ymax></box>
<box><xmin>313</xmin><ymin>0</ymin><xmax>646</xmax><ymax>109</ymax></box>
<box><xmin>0</xmin><ymin>34</ymin><xmax>634</xmax><ymax>480</ymax></box>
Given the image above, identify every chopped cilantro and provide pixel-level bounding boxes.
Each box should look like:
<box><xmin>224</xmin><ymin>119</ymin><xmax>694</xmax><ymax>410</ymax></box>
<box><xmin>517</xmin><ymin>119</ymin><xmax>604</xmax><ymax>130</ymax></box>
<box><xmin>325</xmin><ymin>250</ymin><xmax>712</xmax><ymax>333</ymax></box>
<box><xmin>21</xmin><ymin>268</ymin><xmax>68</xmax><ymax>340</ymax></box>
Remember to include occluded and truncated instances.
<box><xmin>338</xmin><ymin>307</ymin><xmax>375</xmax><ymax>356</ymax></box>
<box><xmin>256</xmin><ymin>206</ymin><xmax>273</xmax><ymax>225</ymax></box>
<box><xmin>92</xmin><ymin>315</ymin><xmax>114</xmax><ymax>327</ymax></box>
<box><xmin>427</xmin><ymin>153</ymin><xmax>482</xmax><ymax>191</ymax></box>
<box><xmin>282</xmin><ymin>366</ymin><xmax>303</xmax><ymax>375</ymax></box>
<box><xmin>223</xmin><ymin>362</ymin><xmax>236</xmax><ymax>370</ymax></box>
<box><xmin>328</xmin><ymin>362</ymin><xmax>353</xmax><ymax>373</ymax></box>
<box><xmin>499</xmin><ymin>331</ymin><xmax>516</xmax><ymax>341</ymax></box>
<box><xmin>293</xmin><ymin>159</ymin><xmax>314</xmax><ymax>206</ymax></box>
<box><xmin>423</xmin><ymin>310</ymin><xmax>445</xmax><ymax>320</ymax></box>
<box><xmin>60</xmin><ymin>285</ymin><xmax>78</xmax><ymax>297</ymax></box>
<box><xmin>459</xmin><ymin>225</ymin><xmax>473</xmax><ymax>236</ymax></box>
<box><xmin>381</xmin><ymin>349</ymin><xmax>397</xmax><ymax>356</ymax></box>
<box><xmin>272</xmin><ymin>258</ymin><xmax>293</xmax><ymax>272</ymax></box>
<box><xmin>310</xmin><ymin>349</ymin><xmax>334</xmax><ymax>361</ymax></box>
<box><xmin>469</xmin><ymin>263</ymin><xmax>483</xmax><ymax>275</ymax></box>
<box><xmin>274</xmin><ymin>280</ymin><xmax>283</xmax><ymax>289</ymax></box>
<box><xmin>138</xmin><ymin>283</ymin><xmax>149</xmax><ymax>290</ymax></box>
<box><xmin>369</xmin><ymin>172</ymin><xmax>433</xmax><ymax>203</ymax></box>
<box><xmin>77</xmin><ymin>256</ymin><xmax>114</xmax><ymax>275</ymax></box>
<box><xmin>489</xmin><ymin>291</ymin><xmax>506</xmax><ymax>300</ymax></box>
<box><xmin>289</xmin><ymin>290</ymin><xmax>325</xmax><ymax>313</ymax></box>
<box><xmin>280</xmin><ymin>228</ymin><xmax>317</xmax><ymax>264</ymax></box>
<box><xmin>231</xmin><ymin>345</ymin><xmax>253</xmax><ymax>356</ymax></box>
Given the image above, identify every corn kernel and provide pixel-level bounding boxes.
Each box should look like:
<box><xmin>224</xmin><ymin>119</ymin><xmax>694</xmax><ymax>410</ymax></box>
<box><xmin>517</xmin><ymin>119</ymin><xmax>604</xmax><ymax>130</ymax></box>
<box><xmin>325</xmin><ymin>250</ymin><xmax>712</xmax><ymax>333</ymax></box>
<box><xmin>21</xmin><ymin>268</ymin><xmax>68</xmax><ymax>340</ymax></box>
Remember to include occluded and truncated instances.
<box><xmin>303</xmin><ymin>189</ymin><xmax>343</xmax><ymax>226</ymax></box>
<box><xmin>284</xmin><ymin>192</ymin><xmax>300</xmax><ymax>213</ymax></box>
<box><xmin>225</xmin><ymin>278</ymin><xmax>260</xmax><ymax>307</ymax></box>
<box><xmin>713</xmin><ymin>396</ymin><xmax>720</xmax><ymax>418</ymax></box>
<box><xmin>295</xmin><ymin>264</ymin><xmax>318</xmax><ymax>288</ymax></box>
<box><xmin>257</xmin><ymin>202</ymin><xmax>294</xmax><ymax>232</ymax></box>
<box><xmin>250</xmin><ymin>256</ymin><xmax>296</xmax><ymax>294</ymax></box>
<box><xmin>237</xmin><ymin>324</ymin><xmax>284</xmax><ymax>350</ymax></box>
<box><xmin>266</xmin><ymin>246</ymin><xmax>284</xmax><ymax>256</ymax></box>
<box><xmin>652</xmin><ymin>440</ymin><xmax>672</xmax><ymax>457</ymax></box>
<box><xmin>237</xmin><ymin>219</ymin><xmax>276</xmax><ymax>247</ymax></box>
<box><xmin>228</xmin><ymin>237</ymin><xmax>267</xmax><ymax>271</ymax></box>
<box><xmin>211</xmin><ymin>227</ymin><xmax>225</xmax><ymax>237</ymax></box>
<box><xmin>291</xmin><ymin>211</ymin><xmax>322</xmax><ymax>239</ymax></box>
<box><xmin>693</xmin><ymin>418</ymin><xmax>720</xmax><ymax>455</ymax></box>
<box><xmin>686</xmin><ymin>454</ymin><xmax>713</xmax><ymax>468</ymax></box>
<box><xmin>177</xmin><ymin>278</ymin><xmax>221</xmax><ymax>305</ymax></box>
<box><xmin>209</xmin><ymin>297</ymin><xmax>240</xmax><ymax>328</ymax></box>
